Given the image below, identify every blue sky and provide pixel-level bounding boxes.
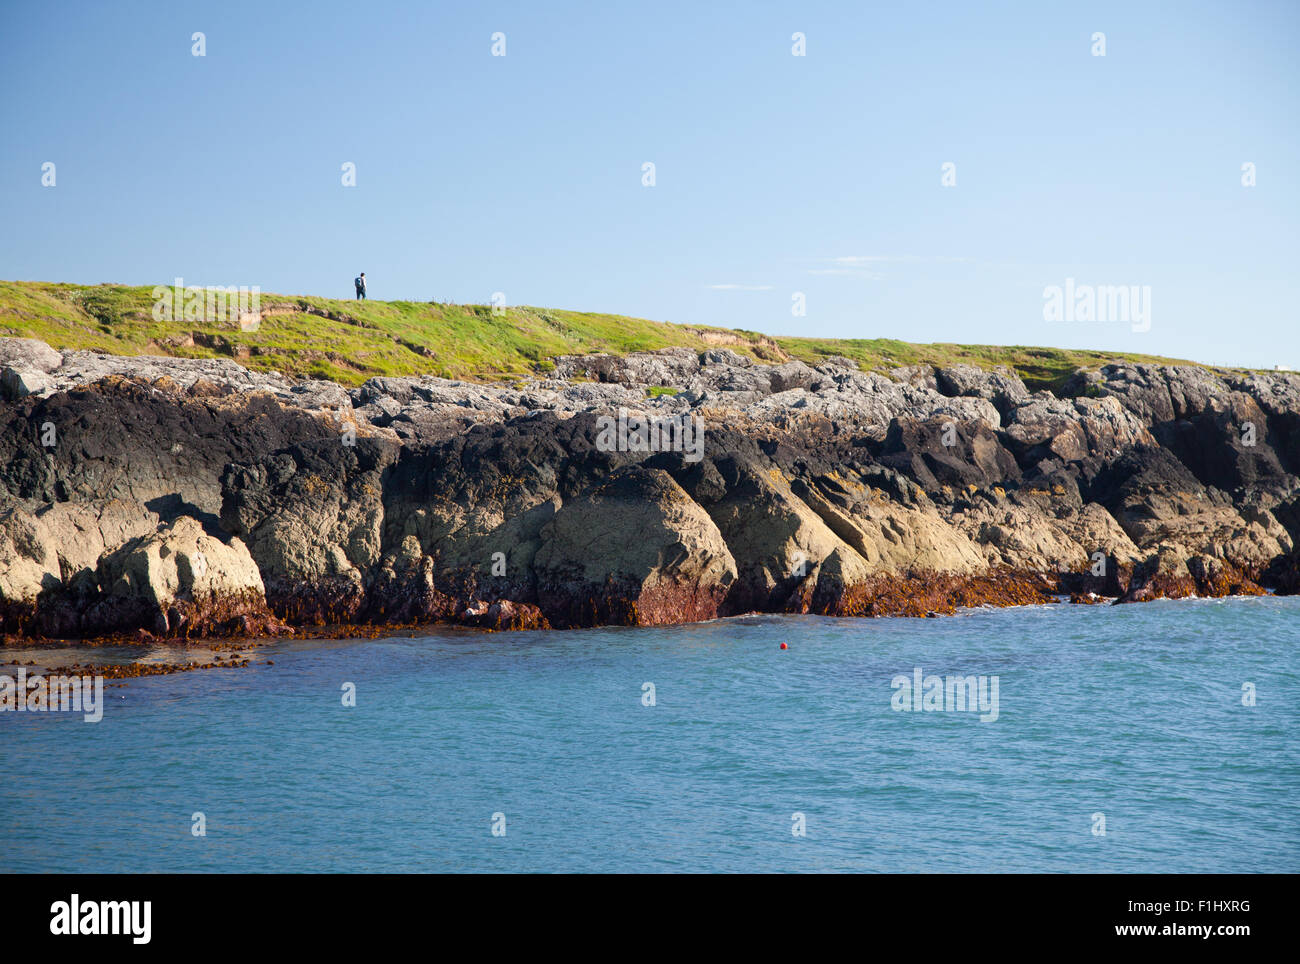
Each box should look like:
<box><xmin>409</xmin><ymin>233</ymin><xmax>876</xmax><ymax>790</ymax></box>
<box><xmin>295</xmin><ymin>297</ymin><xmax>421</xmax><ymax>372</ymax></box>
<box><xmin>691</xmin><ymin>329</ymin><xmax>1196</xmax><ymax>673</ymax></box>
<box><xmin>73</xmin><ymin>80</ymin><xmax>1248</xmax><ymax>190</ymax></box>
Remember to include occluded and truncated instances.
<box><xmin>1</xmin><ymin>0</ymin><xmax>1296</xmax><ymax>368</ymax></box>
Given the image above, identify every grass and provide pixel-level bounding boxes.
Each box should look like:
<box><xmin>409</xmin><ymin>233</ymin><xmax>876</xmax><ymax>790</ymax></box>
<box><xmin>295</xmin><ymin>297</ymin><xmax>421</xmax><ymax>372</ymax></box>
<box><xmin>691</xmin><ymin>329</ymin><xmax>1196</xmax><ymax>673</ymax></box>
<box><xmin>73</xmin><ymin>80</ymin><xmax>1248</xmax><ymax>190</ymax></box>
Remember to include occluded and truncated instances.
<box><xmin>0</xmin><ymin>280</ymin><xmax>1220</xmax><ymax>392</ymax></box>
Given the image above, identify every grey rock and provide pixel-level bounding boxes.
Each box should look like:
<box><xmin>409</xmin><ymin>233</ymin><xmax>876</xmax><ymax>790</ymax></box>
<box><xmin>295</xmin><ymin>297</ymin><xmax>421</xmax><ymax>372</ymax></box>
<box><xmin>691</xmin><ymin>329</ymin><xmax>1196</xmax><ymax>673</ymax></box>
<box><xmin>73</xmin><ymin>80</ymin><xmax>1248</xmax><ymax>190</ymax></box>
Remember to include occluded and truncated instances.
<box><xmin>936</xmin><ymin>364</ymin><xmax>1030</xmax><ymax>413</ymax></box>
<box><xmin>552</xmin><ymin>347</ymin><xmax>701</xmax><ymax>386</ymax></box>
<box><xmin>890</xmin><ymin>365</ymin><xmax>939</xmax><ymax>391</ymax></box>
<box><xmin>1</xmin><ymin>366</ymin><xmax>55</xmax><ymax>400</ymax></box>
<box><xmin>700</xmin><ymin>348</ymin><xmax>751</xmax><ymax>368</ymax></box>
<box><xmin>290</xmin><ymin>379</ymin><xmax>353</xmax><ymax>410</ymax></box>
<box><xmin>0</xmin><ymin>337</ymin><xmax>64</xmax><ymax>373</ymax></box>
<box><xmin>0</xmin><ymin>337</ymin><xmax>65</xmax><ymax>400</ymax></box>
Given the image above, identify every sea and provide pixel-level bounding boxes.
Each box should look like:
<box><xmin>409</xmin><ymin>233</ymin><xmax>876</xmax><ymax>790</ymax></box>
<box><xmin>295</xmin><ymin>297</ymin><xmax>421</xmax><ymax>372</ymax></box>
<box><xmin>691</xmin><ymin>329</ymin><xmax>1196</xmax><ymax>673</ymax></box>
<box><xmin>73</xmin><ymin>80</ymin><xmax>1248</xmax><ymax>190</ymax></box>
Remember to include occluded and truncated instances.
<box><xmin>2</xmin><ymin>596</ymin><xmax>1297</xmax><ymax>873</ymax></box>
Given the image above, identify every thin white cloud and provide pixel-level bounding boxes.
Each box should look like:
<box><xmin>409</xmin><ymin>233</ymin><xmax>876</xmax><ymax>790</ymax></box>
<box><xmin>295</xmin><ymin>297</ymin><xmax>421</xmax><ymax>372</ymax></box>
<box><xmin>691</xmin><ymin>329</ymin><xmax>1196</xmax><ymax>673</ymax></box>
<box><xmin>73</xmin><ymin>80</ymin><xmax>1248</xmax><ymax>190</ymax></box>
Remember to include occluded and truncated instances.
<box><xmin>804</xmin><ymin>254</ymin><xmax>981</xmax><ymax>279</ymax></box>
<box><xmin>707</xmin><ymin>283</ymin><xmax>774</xmax><ymax>291</ymax></box>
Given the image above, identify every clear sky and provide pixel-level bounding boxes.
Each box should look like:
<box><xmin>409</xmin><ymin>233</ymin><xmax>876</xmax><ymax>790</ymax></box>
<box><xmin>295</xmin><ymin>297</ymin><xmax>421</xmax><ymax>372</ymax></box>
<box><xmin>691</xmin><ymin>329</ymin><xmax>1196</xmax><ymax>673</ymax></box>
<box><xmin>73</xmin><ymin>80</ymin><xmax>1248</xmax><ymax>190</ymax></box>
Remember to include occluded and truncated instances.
<box><xmin>2</xmin><ymin>0</ymin><xmax>1296</xmax><ymax>369</ymax></box>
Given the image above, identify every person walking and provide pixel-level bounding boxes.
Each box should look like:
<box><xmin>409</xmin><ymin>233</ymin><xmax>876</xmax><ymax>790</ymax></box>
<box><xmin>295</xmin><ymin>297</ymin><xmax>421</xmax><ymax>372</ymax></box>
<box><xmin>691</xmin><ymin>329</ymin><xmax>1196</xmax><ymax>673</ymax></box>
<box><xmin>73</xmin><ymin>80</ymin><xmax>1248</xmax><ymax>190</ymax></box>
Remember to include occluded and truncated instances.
<box><xmin>354</xmin><ymin>272</ymin><xmax>367</xmax><ymax>300</ymax></box>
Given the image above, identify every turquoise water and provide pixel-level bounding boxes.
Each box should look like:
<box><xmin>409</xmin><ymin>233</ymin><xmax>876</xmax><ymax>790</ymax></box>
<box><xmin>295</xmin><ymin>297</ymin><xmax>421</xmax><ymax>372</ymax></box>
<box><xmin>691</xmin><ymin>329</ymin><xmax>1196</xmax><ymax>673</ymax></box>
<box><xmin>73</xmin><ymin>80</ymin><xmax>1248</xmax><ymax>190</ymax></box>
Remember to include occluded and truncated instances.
<box><xmin>2</xmin><ymin>597</ymin><xmax>1298</xmax><ymax>873</ymax></box>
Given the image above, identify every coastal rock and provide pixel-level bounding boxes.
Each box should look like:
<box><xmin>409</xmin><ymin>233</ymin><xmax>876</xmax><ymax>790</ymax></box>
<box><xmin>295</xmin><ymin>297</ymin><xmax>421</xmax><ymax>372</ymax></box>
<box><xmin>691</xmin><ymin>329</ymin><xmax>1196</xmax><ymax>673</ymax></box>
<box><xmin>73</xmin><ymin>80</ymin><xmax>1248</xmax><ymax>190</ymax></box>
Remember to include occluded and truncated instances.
<box><xmin>890</xmin><ymin>365</ymin><xmax>939</xmax><ymax>391</ymax></box>
<box><xmin>459</xmin><ymin>598</ymin><xmax>551</xmax><ymax>631</ymax></box>
<box><xmin>3</xmin><ymin>333</ymin><xmax>1300</xmax><ymax>636</ymax></box>
<box><xmin>551</xmin><ymin>347</ymin><xmax>702</xmax><ymax>386</ymax></box>
<box><xmin>220</xmin><ymin>438</ymin><xmax>400</xmax><ymax>623</ymax></box>
<box><xmin>87</xmin><ymin>516</ymin><xmax>270</xmax><ymax>635</ymax></box>
<box><xmin>1095</xmin><ymin>364</ymin><xmax>1229</xmax><ymax>423</ymax></box>
<box><xmin>1117</xmin><ymin>546</ymin><xmax>1198</xmax><ymax>603</ymax></box>
<box><xmin>47</xmin><ymin>348</ymin><xmax>295</xmax><ymax>397</ymax></box>
<box><xmin>935</xmin><ymin>364</ymin><xmax>1030</xmax><ymax>416</ymax></box>
<box><xmin>0</xmin><ymin>338</ymin><xmax>63</xmax><ymax>401</ymax></box>
<box><xmin>532</xmin><ymin>468</ymin><xmax>737</xmax><ymax>627</ymax></box>
<box><xmin>0</xmin><ymin>499</ymin><xmax>165</xmax><ymax>633</ymax></box>
<box><xmin>0</xmin><ymin>503</ymin><xmax>60</xmax><ymax>613</ymax></box>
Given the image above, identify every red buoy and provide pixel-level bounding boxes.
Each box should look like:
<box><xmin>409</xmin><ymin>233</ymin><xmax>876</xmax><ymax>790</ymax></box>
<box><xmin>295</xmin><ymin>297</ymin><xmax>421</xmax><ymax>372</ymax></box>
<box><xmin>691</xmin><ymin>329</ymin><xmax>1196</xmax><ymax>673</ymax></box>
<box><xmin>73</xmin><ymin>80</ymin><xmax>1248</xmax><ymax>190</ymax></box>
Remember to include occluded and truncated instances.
<box><xmin>780</xmin><ymin>642</ymin><xmax>788</xmax><ymax>650</ymax></box>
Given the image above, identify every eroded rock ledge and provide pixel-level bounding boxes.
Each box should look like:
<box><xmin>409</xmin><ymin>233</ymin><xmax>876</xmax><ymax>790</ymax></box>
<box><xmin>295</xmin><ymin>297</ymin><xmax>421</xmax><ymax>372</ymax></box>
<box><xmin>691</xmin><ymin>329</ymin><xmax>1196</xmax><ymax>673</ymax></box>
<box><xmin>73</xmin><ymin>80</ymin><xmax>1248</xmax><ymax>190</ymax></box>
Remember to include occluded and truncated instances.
<box><xmin>2</xmin><ymin>337</ymin><xmax>1298</xmax><ymax>637</ymax></box>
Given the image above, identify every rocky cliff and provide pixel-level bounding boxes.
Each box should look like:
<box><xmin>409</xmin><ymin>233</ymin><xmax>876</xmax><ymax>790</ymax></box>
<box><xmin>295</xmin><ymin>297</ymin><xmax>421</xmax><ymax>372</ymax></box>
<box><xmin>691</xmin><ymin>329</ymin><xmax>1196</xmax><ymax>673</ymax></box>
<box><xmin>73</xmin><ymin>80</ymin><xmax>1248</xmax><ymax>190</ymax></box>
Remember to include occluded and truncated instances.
<box><xmin>3</xmin><ymin>336</ymin><xmax>1298</xmax><ymax>637</ymax></box>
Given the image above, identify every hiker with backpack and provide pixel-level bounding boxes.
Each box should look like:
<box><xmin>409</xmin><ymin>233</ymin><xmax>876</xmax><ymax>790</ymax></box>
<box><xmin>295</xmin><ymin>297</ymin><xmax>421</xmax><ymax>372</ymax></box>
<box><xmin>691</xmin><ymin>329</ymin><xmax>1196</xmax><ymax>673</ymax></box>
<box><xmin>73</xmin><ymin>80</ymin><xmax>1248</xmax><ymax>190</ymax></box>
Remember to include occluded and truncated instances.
<box><xmin>354</xmin><ymin>272</ymin><xmax>367</xmax><ymax>300</ymax></box>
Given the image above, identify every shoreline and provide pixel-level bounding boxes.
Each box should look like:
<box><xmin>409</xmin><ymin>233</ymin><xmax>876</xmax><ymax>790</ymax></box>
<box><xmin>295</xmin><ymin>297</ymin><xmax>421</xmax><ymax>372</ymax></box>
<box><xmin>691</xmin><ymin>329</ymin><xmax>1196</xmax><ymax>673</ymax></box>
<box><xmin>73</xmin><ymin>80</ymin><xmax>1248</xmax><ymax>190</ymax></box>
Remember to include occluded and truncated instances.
<box><xmin>3</xmin><ymin>584</ymin><xmax>1291</xmax><ymax>686</ymax></box>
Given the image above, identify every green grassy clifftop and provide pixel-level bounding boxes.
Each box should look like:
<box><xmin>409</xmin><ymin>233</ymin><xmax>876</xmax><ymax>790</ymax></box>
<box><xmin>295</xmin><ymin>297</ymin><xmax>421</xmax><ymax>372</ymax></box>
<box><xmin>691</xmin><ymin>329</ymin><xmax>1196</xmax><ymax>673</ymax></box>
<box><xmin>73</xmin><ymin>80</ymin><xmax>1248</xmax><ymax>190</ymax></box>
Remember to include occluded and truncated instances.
<box><xmin>1</xmin><ymin>280</ymin><xmax>1207</xmax><ymax>391</ymax></box>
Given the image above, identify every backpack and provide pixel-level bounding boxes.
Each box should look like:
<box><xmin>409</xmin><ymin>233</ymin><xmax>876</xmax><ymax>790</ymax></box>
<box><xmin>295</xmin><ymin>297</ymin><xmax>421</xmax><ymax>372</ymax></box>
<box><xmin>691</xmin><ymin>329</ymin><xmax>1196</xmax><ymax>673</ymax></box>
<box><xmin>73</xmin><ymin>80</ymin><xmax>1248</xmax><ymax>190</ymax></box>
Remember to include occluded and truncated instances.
<box><xmin>355</xmin><ymin>276</ymin><xmax>364</xmax><ymax>289</ymax></box>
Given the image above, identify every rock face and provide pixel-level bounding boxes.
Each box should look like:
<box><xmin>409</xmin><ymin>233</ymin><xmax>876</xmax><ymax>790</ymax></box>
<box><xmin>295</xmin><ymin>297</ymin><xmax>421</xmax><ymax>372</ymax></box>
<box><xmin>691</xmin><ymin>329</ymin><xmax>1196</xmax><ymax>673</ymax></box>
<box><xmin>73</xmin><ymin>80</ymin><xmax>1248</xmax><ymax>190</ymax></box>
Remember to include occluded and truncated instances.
<box><xmin>1</xmin><ymin>501</ymin><xmax>275</xmax><ymax>637</ymax></box>
<box><xmin>531</xmin><ymin>468</ymin><xmax>737</xmax><ymax>627</ymax></box>
<box><xmin>88</xmin><ymin>516</ymin><xmax>272</xmax><ymax>636</ymax></box>
<box><xmin>0</xmin><ymin>338</ymin><xmax>64</xmax><ymax>400</ymax></box>
<box><xmin>2</xmin><ymin>338</ymin><xmax>1299</xmax><ymax>637</ymax></box>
